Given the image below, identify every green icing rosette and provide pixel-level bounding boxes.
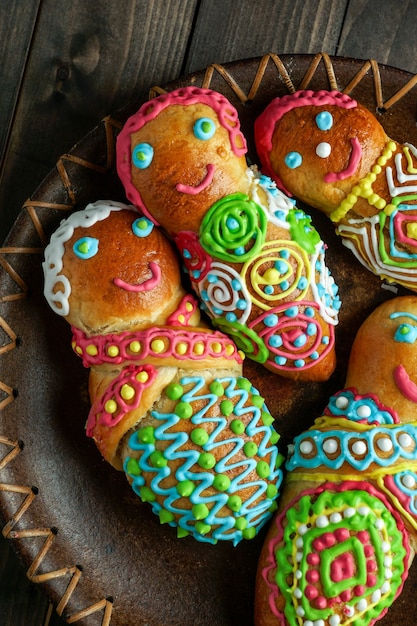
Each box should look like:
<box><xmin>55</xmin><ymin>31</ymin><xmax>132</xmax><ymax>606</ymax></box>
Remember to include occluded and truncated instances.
<box><xmin>200</xmin><ymin>193</ymin><xmax>267</xmax><ymax>263</ymax></box>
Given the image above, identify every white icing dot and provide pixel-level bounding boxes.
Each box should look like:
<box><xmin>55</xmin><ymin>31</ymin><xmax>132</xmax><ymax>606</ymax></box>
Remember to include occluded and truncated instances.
<box><xmin>384</xmin><ymin>555</ymin><xmax>393</xmax><ymax>567</ymax></box>
<box><xmin>296</xmin><ymin>606</ymin><xmax>305</xmax><ymax>617</ymax></box>
<box><xmin>329</xmin><ymin>617</ymin><xmax>341</xmax><ymax>626</ymax></box>
<box><xmin>335</xmin><ymin>394</ymin><xmax>349</xmax><ymax>409</ymax></box>
<box><xmin>295</xmin><ymin>551</ymin><xmax>303</xmax><ymax>562</ymax></box>
<box><xmin>381</xmin><ymin>541</ymin><xmax>391</xmax><ymax>553</ymax></box>
<box><xmin>287</xmin><ymin>443</ymin><xmax>295</xmax><ymax>455</ymax></box>
<box><xmin>402</xmin><ymin>473</ymin><xmax>416</xmax><ymax>488</ymax></box>
<box><xmin>357</xmin><ymin>404</ymin><xmax>372</xmax><ymax>418</ymax></box>
<box><xmin>294</xmin><ymin>588</ymin><xmax>302</xmax><ymax>599</ymax></box>
<box><xmin>316</xmin><ymin>515</ymin><xmax>329</xmax><ymax>528</ymax></box>
<box><xmin>374</xmin><ymin>518</ymin><xmax>384</xmax><ymax>530</ymax></box>
<box><xmin>295</xmin><ymin>537</ymin><xmax>304</xmax><ymax>548</ymax></box>
<box><xmin>356</xmin><ymin>599</ymin><xmax>368</xmax><ymax>612</ymax></box>
<box><xmin>323</xmin><ymin>438</ymin><xmax>338</xmax><ymax>454</ymax></box>
<box><xmin>352</xmin><ymin>440</ymin><xmax>367</xmax><ymax>455</ymax></box>
<box><xmin>295</xmin><ymin>569</ymin><xmax>303</xmax><ymax>579</ymax></box>
<box><xmin>330</xmin><ymin>512</ymin><xmax>342</xmax><ymax>524</ymax></box>
<box><xmin>385</xmin><ymin>568</ymin><xmax>393</xmax><ymax>579</ymax></box>
<box><xmin>298</xmin><ymin>524</ymin><xmax>309</xmax><ymax>535</ymax></box>
<box><xmin>300</xmin><ymin>439</ymin><xmax>314</xmax><ymax>455</ymax></box>
<box><xmin>344</xmin><ymin>507</ymin><xmax>356</xmax><ymax>518</ymax></box>
<box><xmin>399</xmin><ymin>432</ymin><xmax>413</xmax><ymax>448</ymax></box>
<box><xmin>358</xmin><ymin>506</ymin><xmax>370</xmax><ymax>516</ymax></box>
<box><xmin>376</xmin><ymin>437</ymin><xmax>393</xmax><ymax>452</ymax></box>
<box><xmin>345</xmin><ymin>606</ymin><xmax>355</xmax><ymax>618</ymax></box>
<box><xmin>316</xmin><ymin>142</ymin><xmax>331</xmax><ymax>158</ymax></box>
<box><xmin>304</xmin><ymin>621</ymin><xmax>314</xmax><ymax>626</ymax></box>
<box><xmin>371</xmin><ymin>589</ymin><xmax>381</xmax><ymax>603</ymax></box>
<box><xmin>381</xmin><ymin>581</ymin><xmax>391</xmax><ymax>594</ymax></box>
<box><xmin>314</xmin><ymin>621</ymin><xmax>325</xmax><ymax>626</ymax></box>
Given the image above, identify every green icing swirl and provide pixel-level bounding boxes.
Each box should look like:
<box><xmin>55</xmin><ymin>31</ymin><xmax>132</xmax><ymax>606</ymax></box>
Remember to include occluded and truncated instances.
<box><xmin>286</xmin><ymin>208</ymin><xmax>321</xmax><ymax>254</ymax></box>
<box><xmin>200</xmin><ymin>193</ymin><xmax>267</xmax><ymax>262</ymax></box>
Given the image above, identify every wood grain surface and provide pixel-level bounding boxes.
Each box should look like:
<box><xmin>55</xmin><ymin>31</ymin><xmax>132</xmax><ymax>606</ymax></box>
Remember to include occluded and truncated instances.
<box><xmin>1</xmin><ymin>1</ymin><xmax>417</xmax><ymax>624</ymax></box>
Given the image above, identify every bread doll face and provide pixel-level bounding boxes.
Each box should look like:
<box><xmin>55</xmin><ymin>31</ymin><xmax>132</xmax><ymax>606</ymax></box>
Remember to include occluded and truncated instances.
<box><xmin>43</xmin><ymin>204</ymin><xmax>182</xmax><ymax>333</ymax></box>
<box><xmin>346</xmin><ymin>296</ymin><xmax>417</xmax><ymax>418</ymax></box>
<box><xmin>127</xmin><ymin>102</ymin><xmax>248</xmax><ymax>234</ymax></box>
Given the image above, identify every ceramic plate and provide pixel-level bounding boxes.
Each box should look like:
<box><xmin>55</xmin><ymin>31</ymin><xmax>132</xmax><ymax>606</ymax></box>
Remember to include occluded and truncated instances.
<box><xmin>1</xmin><ymin>54</ymin><xmax>416</xmax><ymax>625</ymax></box>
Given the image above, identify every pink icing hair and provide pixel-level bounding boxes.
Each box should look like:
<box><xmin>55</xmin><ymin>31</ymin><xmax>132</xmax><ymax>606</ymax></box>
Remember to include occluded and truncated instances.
<box><xmin>116</xmin><ymin>86</ymin><xmax>247</xmax><ymax>225</ymax></box>
<box><xmin>254</xmin><ymin>89</ymin><xmax>357</xmax><ymax>193</ymax></box>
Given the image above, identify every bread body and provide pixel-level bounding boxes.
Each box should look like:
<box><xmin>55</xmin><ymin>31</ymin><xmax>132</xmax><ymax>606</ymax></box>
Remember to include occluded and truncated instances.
<box><xmin>255</xmin><ymin>295</ymin><xmax>417</xmax><ymax>625</ymax></box>
<box><xmin>255</xmin><ymin>89</ymin><xmax>417</xmax><ymax>292</ymax></box>
<box><xmin>116</xmin><ymin>87</ymin><xmax>341</xmax><ymax>381</ymax></box>
<box><xmin>43</xmin><ymin>200</ymin><xmax>283</xmax><ymax>545</ymax></box>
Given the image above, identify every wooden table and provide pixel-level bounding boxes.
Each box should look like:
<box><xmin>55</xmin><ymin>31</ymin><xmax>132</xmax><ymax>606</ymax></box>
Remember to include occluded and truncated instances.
<box><xmin>1</xmin><ymin>1</ymin><xmax>417</xmax><ymax>624</ymax></box>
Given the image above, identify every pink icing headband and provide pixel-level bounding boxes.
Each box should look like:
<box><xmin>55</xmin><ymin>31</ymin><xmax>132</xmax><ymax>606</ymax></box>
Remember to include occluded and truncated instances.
<box><xmin>254</xmin><ymin>89</ymin><xmax>357</xmax><ymax>187</ymax></box>
<box><xmin>116</xmin><ymin>86</ymin><xmax>248</xmax><ymax>224</ymax></box>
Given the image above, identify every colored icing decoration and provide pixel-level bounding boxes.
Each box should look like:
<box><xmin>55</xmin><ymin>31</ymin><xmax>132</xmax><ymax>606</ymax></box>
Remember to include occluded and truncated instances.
<box><xmin>263</xmin><ymin>482</ymin><xmax>409</xmax><ymax>626</ymax></box>
<box><xmin>124</xmin><ymin>374</ymin><xmax>283</xmax><ymax>545</ymax></box>
<box><xmin>254</xmin><ymin>88</ymin><xmax>417</xmax><ymax>292</ymax></box>
<box><xmin>132</xmin><ymin>142</ymin><xmax>154</xmax><ymax>169</ymax></box>
<box><xmin>43</xmin><ymin>200</ymin><xmax>284</xmax><ymax>545</ymax></box>
<box><xmin>116</xmin><ymin>86</ymin><xmax>341</xmax><ymax>382</ymax></box>
<box><xmin>193</xmin><ymin>117</ymin><xmax>216</xmax><ymax>140</ymax></box>
<box><xmin>73</xmin><ymin>237</ymin><xmax>99</xmax><ymax>259</ymax></box>
<box><xmin>284</xmin><ymin>151</ymin><xmax>302</xmax><ymax>169</ymax></box>
<box><xmin>253</xmin><ymin>296</ymin><xmax>417</xmax><ymax>626</ymax></box>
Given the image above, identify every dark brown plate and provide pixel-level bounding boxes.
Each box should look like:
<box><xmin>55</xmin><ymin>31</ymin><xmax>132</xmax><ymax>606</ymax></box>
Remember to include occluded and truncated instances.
<box><xmin>1</xmin><ymin>53</ymin><xmax>417</xmax><ymax>626</ymax></box>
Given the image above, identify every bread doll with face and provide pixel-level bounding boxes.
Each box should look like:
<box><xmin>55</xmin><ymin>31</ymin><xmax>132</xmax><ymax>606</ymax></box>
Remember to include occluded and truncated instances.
<box><xmin>116</xmin><ymin>87</ymin><xmax>341</xmax><ymax>382</ymax></box>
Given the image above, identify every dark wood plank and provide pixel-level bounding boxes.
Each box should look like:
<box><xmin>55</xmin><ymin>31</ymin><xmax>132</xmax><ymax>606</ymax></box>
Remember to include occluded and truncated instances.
<box><xmin>184</xmin><ymin>0</ymin><xmax>349</xmax><ymax>74</ymax></box>
<box><xmin>0</xmin><ymin>1</ymin><xmax>41</xmax><ymax>168</ymax></box>
<box><xmin>0</xmin><ymin>535</ymin><xmax>56</xmax><ymax>625</ymax></box>
<box><xmin>338</xmin><ymin>0</ymin><xmax>417</xmax><ymax>73</ymax></box>
<box><xmin>0</xmin><ymin>0</ymin><xmax>198</xmax><ymax>242</ymax></box>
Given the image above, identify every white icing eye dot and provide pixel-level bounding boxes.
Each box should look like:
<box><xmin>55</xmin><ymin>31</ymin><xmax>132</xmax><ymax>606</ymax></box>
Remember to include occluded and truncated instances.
<box><xmin>193</xmin><ymin>117</ymin><xmax>216</xmax><ymax>140</ymax></box>
<box><xmin>352</xmin><ymin>440</ymin><xmax>367</xmax><ymax>455</ymax></box>
<box><xmin>73</xmin><ymin>237</ymin><xmax>99</xmax><ymax>259</ymax></box>
<box><xmin>132</xmin><ymin>142</ymin><xmax>154</xmax><ymax>169</ymax></box>
<box><xmin>316</xmin><ymin>142</ymin><xmax>331</xmax><ymax>158</ymax></box>
<box><xmin>132</xmin><ymin>216</ymin><xmax>154</xmax><ymax>237</ymax></box>
<box><xmin>316</xmin><ymin>110</ymin><xmax>333</xmax><ymax>131</ymax></box>
<box><xmin>284</xmin><ymin>151</ymin><xmax>302</xmax><ymax>169</ymax></box>
<box><xmin>300</xmin><ymin>439</ymin><xmax>314</xmax><ymax>455</ymax></box>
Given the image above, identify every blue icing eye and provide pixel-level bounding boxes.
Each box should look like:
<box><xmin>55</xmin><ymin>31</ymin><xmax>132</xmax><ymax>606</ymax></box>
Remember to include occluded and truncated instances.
<box><xmin>132</xmin><ymin>216</ymin><xmax>154</xmax><ymax>237</ymax></box>
<box><xmin>193</xmin><ymin>117</ymin><xmax>216</xmax><ymax>140</ymax></box>
<box><xmin>316</xmin><ymin>111</ymin><xmax>333</xmax><ymax>131</ymax></box>
<box><xmin>73</xmin><ymin>237</ymin><xmax>99</xmax><ymax>259</ymax></box>
<box><xmin>132</xmin><ymin>143</ymin><xmax>154</xmax><ymax>169</ymax></box>
<box><xmin>284</xmin><ymin>151</ymin><xmax>302</xmax><ymax>169</ymax></box>
<box><xmin>394</xmin><ymin>323</ymin><xmax>417</xmax><ymax>344</ymax></box>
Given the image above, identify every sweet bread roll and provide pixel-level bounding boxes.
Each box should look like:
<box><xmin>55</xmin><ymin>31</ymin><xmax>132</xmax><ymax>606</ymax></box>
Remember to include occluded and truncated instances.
<box><xmin>116</xmin><ymin>87</ymin><xmax>341</xmax><ymax>382</ymax></box>
<box><xmin>255</xmin><ymin>295</ymin><xmax>417</xmax><ymax>625</ymax></box>
<box><xmin>255</xmin><ymin>89</ymin><xmax>417</xmax><ymax>292</ymax></box>
<box><xmin>43</xmin><ymin>200</ymin><xmax>284</xmax><ymax>545</ymax></box>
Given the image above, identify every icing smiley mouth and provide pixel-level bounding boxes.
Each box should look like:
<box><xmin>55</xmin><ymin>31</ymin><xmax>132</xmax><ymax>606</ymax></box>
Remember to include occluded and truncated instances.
<box><xmin>113</xmin><ymin>261</ymin><xmax>161</xmax><ymax>292</ymax></box>
<box><xmin>176</xmin><ymin>163</ymin><xmax>215</xmax><ymax>194</ymax></box>
<box><xmin>324</xmin><ymin>137</ymin><xmax>362</xmax><ymax>183</ymax></box>
<box><xmin>393</xmin><ymin>364</ymin><xmax>417</xmax><ymax>403</ymax></box>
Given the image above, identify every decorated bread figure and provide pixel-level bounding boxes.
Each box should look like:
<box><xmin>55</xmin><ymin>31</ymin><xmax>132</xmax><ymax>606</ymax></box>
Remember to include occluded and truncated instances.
<box><xmin>42</xmin><ymin>200</ymin><xmax>284</xmax><ymax>545</ymax></box>
<box><xmin>255</xmin><ymin>89</ymin><xmax>417</xmax><ymax>292</ymax></box>
<box><xmin>116</xmin><ymin>87</ymin><xmax>341</xmax><ymax>382</ymax></box>
<box><xmin>255</xmin><ymin>294</ymin><xmax>417</xmax><ymax>626</ymax></box>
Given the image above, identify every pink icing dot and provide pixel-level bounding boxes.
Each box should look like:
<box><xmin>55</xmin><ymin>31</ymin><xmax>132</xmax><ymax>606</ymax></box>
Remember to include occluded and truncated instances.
<box><xmin>340</xmin><ymin>590</ymin><xmax>352</xmax><ymax>602</ymax></box>
<box><xmin>357</xmin><ymin>530</ymin><xmax>370</xmax><ymax>544</ymax></box>
<box><xmin>364</xmin><ymin>545</ymin><xmax>375</xmax><ymax>558</ymax></box>
<box><xmin>315</xmin><ymin>596</ymin><xmax>328</xmax><ymax>610</ymax></box>
<box><xmin>306</xmin><ymin>569</ymin><xmax>320</xmax><ymax>583</ymax></box>
<box><xmin>307</xmin><ymin>553</ymin><xmax>321</xmax><ymax>566</ymax></box>
<box><xmin>335</xmin><ymin>528</ymin><xmax>350</xmax><ymax>541</ymax></box>
<box><xmin>367</xmin><ymin>573</ymin><xmax>377</xmax><ymax>587</ymax></box>
<box><xmin>305</xmin><ymin>585</ymin><xmax>318</xmax><ymax>600</ymax></box>
<box><xmin>354</xmin><ymin>585</ymin><xmax>366</xmax><ymax>596</ymax></box>
<box><xmin>367</xmin><ymin>559</ymin><xmax>377</xmax><ymax>572</ymax></box>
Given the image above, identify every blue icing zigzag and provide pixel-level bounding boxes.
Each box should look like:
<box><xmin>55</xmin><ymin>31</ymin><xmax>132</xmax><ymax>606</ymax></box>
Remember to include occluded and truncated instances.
<box><xmin>124</xmin><ymin>375</ymin><xmax>283</xmax><ymax>545</ymax></box>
